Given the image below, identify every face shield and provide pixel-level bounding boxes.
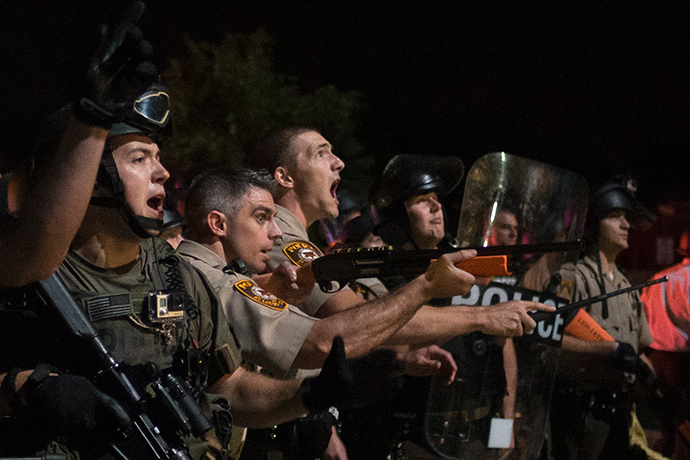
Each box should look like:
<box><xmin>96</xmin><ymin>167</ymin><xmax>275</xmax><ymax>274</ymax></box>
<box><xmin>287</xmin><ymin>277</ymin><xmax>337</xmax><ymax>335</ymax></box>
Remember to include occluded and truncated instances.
<box><xmin>425</xmin><ymin>152</ymin><xmax>589</xmax><ymax>460</ymax></box>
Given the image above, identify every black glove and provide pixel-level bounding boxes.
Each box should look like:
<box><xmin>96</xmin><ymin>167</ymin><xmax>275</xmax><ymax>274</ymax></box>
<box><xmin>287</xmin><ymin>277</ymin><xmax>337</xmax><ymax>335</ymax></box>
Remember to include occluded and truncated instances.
<box><xmin>22</xmin><ymin>364</ymin><xmax>131</xmax><ymax>438</ymax></box>
<box><xmin>276</xmin><ymin>408</ymin><xmax>339</xmax><ymax>458</ymax></box>
<box><xmin>610</xmin><ymin>342</ymin><xmax>640</xmax><ymax>373</ymax></box>
<box><xmin>301</xmin><ymin>337</ymin><xmax>404</xmax><ymax>414</ymax></box>
<box><xmin>74</xmin><ymin>1</ymin><xmax>159</xmax><ymax>128</ymax></box>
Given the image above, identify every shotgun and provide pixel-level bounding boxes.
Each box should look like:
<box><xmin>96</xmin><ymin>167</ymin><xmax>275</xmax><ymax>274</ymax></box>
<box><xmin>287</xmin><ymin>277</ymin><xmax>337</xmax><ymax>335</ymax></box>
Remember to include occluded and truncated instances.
<box><xmin>303</xmin><ymin>240</ymin><xmax>584</xmax><ymax>292</ymax></box>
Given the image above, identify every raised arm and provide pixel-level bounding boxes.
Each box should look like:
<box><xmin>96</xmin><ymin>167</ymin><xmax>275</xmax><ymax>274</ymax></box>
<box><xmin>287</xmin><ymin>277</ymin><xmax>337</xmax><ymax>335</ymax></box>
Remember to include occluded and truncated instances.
<box><xmin>0</xmin><ymin>1</ymin><xmax>158</xmax><ymax>287</ymax></box>
<box><xmin>0</xmin><ymin>120</ymin><xmax>107</xmax><ymax>287</ymax></box>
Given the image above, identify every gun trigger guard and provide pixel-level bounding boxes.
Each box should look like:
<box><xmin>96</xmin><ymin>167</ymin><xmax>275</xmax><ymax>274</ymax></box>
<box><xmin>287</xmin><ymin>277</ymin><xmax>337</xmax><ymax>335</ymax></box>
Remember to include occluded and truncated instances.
<box><xmin>318</xmin><ymin>281</ymin><xmax>342</xmax><ymax>293</ymax></box>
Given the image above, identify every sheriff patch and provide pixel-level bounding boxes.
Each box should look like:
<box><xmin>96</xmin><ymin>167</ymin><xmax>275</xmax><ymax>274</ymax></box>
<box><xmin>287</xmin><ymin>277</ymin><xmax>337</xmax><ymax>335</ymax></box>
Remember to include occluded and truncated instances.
<box><xmin>234</xmin><ymin>279</ymin><xmax>288</xmax><ymax>311</ymax></box>
<box><xmin>283</xmin><ymin>241</ymin><xmax>323</xmax><ymax>266</ymax></box>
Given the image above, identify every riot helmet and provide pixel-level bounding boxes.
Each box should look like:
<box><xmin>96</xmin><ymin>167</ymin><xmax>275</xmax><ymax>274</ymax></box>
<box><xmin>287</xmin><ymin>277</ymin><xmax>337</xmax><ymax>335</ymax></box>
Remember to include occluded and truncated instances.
<box><xmin>91</xmin><ymin>83</ymin><xmax>173</xmax><ymax>238</ymax></box>
<box><xmin>589</xmin><ymin>183</ymin><xmax>633</xmax><ymax>221</ymax></box>
<box><xmin>581</xmin><ymin>176</ymin><xmax>655</xmax><ymax>258</ymax></box>
<box><xmin>585</xmin><ymin>177</ymin><xmax>655</xmax><ymax>246</ymax></box>
<box><xmin>372</xmin><ymin>154</ymin><xmax>464</xmax><ymax>247</ymax></box>
<box><xmin>107</xmin><ymin>84</ymin><xmax>173</xmax><ymax>143</ymax></box>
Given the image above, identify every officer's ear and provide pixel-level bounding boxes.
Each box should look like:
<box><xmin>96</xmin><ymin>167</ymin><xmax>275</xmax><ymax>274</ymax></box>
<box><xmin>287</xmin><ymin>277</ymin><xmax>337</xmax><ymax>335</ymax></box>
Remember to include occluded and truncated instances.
<box><xmin>274</xmin><ymin>166</ymin><xmax>294</xmax><ymax>189</ymax></box>
<box><xmin>207</xmin><ymin>210</ymin><xmax>228</xmax><ymax>237</ymax></box>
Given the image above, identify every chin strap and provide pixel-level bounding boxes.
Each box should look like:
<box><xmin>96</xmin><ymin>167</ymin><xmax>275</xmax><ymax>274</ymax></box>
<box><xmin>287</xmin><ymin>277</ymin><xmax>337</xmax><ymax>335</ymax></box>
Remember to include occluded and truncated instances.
<box><xmin>90</xmin><ymin>195</ymin><xmax>164</xmax><ymax>239</ymax></box>
<box><xmin>92</xmin><ymin>144</ymin><xmax>164</xmax><ymax>239</ymax></box>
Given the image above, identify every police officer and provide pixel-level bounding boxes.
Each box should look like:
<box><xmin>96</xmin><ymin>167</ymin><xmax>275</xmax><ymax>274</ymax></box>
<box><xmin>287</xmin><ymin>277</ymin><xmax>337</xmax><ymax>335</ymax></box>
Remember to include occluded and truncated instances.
<box><xmin>370</xmin><ymin>154</ymin><xmax>523</xmax><ymax>459</ymax></box>
<box><xmin>0</xmin><ymin>87</ymin><xmax>387</xmax><ymax>460</ymax></box>
<box><xmin>180</xmin><ymin>168</ymin><xmax>478</xmax><ymax>459</ymax></box>
<box><xmin>551</xmin><ymin>178</ymin><xmax>655</xmax><ymax>460</ymax></box>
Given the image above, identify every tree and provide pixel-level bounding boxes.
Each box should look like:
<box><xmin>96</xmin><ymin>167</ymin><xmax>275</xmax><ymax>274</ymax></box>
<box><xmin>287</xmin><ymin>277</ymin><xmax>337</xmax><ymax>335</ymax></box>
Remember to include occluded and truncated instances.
<box><xmin>162</xmin><ymin>29</ymin><xmax>367</xmax><ymax>189</ymax></box>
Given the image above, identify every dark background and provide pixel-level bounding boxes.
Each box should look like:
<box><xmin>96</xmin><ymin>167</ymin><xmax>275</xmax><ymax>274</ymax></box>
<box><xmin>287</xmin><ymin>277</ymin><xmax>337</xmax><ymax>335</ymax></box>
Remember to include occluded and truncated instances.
<box><xmin>2</xmin><ymin>1</ymin><xmax>689</xmax><ymax>208</ymax></box>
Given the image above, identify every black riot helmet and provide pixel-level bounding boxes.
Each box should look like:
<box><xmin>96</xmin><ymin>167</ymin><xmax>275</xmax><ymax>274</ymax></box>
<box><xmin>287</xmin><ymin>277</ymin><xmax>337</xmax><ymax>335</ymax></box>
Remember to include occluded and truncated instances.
<box><xmin>91</xmin><ymin>83</ymin><xmax>173</xmax><ymax>238</ymax></box>
<box><xmin>372</xmin><ymin>154</ymin><xmax>464</xmax><ymax>247</ymax></box>
<box><xmin>589</xmin><ymin>184</ymin><xmax>633</xmax><ymax>220</ymax></box>
<box><xmin>584</xmin><ymin>177</ymin><xmax>656</xmax><ymax>248</ymax></box>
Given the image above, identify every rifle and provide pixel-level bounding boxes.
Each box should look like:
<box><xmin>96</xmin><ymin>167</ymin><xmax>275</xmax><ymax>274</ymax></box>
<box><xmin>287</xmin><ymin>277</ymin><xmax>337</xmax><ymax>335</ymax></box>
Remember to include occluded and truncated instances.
<box><xmin>302</xmin><ymin>240</ymin><xmax>584</xmax><ymax>292</ymax></box>
<box><xmin>35</xmin><ymin>274</ymin><xmax>211</xmax><ymax>460</ymax></box>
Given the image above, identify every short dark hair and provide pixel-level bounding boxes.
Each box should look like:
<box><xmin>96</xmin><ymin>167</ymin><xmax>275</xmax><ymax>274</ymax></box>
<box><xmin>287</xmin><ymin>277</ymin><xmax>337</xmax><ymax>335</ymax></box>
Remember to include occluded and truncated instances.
<box><xmin>185</xmin><ymin>168</ymin><xmax>276</xmax><ymax>237</ymax></box>
<box><xmin>248</xmin><ymin>127</ymin><xmax>319</xmax><ymax>173</ymax></box>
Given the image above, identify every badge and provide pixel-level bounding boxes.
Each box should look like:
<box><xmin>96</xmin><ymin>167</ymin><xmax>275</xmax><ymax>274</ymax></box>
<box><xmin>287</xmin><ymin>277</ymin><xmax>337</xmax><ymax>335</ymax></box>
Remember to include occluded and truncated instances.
<box><xmin>283</xmin><ymin>241</ymin><xmax>323</xmax><ymax>266</ymax></box>
<box><xmin>234</xmin><ymin>279</ymin><xmax>288</xmax><ymax>311</ymax></box>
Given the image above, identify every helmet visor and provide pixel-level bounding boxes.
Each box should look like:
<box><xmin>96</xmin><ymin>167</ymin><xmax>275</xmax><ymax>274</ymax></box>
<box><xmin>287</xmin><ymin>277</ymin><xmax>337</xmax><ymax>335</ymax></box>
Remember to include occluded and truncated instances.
<box><xmin>132</xmin><ymin>89</ymin><xmax>170</xmax><ymax>128</ymax></box>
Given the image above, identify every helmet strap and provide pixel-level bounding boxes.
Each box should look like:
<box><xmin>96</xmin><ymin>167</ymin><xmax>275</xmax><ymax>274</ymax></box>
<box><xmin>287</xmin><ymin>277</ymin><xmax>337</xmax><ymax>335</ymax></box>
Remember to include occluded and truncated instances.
<box><xmin>92</xmin><ymin>142</ymin><xmax>164</xmax><ymax>239</ymax></box>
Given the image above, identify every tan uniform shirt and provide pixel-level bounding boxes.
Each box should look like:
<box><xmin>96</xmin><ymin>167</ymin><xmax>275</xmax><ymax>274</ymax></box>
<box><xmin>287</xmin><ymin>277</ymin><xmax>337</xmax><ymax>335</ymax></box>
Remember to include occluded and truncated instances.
<box><xmin>178</xmin><ymin>240</ymin><xmax>317</xmax><ymax>379</ymax></box>
<box><xmin>268</xmin><ymin>204</ymin><xmax>355</xmax><ymax>316</ymax></box>
<box><xmin>572</xmin><ymin>255</ymin><xmax>653</xmax><ymax>353</ymax></box>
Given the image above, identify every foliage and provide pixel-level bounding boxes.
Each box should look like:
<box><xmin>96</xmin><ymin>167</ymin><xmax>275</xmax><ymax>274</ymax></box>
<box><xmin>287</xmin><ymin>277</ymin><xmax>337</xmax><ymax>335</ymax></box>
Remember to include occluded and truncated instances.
<box><xmin>162</xmin><ymin>29</ymin><xmax>367</xmax><ymax>187</ymax></box>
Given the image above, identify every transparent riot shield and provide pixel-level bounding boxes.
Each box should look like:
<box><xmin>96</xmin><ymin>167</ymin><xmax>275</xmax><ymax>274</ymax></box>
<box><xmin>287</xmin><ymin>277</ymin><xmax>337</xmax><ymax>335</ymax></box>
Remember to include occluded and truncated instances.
<box><xmin>425</xmin><ymin>152</ymin><xmax>588</xmax><ymax>460</ymax></box>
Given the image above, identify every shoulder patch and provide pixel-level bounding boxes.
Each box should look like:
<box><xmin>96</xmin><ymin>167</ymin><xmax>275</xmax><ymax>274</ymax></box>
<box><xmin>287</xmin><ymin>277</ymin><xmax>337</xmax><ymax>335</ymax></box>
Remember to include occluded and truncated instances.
<box><xmin>234</xmin><ymin>279</ymin><xmax>289</xmax><ymax>311</ymax></box>
<box><xmin>283</xmin><ymin>241</ymin><xmax>323</xmax><ymax>266</ymax></box>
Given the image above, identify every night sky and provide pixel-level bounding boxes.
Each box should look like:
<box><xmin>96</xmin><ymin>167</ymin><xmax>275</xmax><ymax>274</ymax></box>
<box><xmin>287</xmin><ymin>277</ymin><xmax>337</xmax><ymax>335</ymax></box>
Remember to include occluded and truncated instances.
<box><xmin>2</xmin><ymin>1</ymin><xmax>689</xmax><ymax>207</ymax></box>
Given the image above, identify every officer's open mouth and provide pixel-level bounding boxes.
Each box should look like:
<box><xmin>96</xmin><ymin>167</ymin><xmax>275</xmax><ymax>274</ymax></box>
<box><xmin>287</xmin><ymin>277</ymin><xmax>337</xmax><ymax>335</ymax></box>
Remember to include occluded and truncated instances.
<box><xmin>331</xmin><ymin>179</ymin><xmax>340</xmax><ymax>199</ymax></box>
<box><xmin>147</xmin><ymin>195</ymin><xmax>164</xmax><ymax>212</ymax></box>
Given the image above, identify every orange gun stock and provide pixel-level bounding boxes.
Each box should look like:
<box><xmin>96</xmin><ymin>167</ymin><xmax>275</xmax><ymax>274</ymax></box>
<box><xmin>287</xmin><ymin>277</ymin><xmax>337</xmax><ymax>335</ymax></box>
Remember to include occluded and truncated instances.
<box><xmin>455</xmin><ymin>255</ymin><xmax>510</xmax><ymax>277</ymax></box>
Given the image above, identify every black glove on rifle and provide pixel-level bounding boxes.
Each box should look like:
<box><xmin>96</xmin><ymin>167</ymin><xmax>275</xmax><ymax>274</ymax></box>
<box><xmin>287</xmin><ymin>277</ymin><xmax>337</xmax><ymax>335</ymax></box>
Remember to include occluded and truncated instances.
<box><xmin>276</xmin><ymin>408</ymin><xmax>339</xmax><ymax>458</ymax></box>
<box><xmin>21</xmin><ymin>364</ymin><xmax>131</xmax><ymax>438</ymax></box>
<box><xmin>300</xmin><ymin>336</ymin><xmax>404</xmax><ymax>414</ymax></box>
<box><xmin>74</xmin><ymin>1</ymin><xmax>159</xmax><ymax>128</ymax></box>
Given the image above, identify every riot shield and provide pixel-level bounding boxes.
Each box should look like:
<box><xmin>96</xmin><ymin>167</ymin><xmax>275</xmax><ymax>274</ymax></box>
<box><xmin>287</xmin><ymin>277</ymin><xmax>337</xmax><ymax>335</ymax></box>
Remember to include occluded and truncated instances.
<box><xmin>425</xmin><ymin>153</ymin><xmax>588</xmax><ymax>460</ymax></box>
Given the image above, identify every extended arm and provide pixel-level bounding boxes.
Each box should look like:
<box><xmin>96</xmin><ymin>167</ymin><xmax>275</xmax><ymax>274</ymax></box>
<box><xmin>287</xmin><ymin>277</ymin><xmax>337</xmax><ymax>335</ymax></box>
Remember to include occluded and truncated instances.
<box><xmin>502</xmin><ymin>338</ymin><xmax>517</xmax><ymax>420</ymax></box>
<box><xmin>209</xmin><ymin>336</ymin><xmax>403</xmax><ymax>429</ymax></box>
<box><xmin>381</xmin><ymin>299</ymin><xmax>554</xmax><ymax>346</ymax></box>
<box><xmin>302</xmin><ymin>263</ymin><xmax>553</xmax><ymax>348</ymax></box>
<box><xmin>291</xmin><ymin>251</ymin><xmax>477</xmax><ymax>368</ymax></box>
